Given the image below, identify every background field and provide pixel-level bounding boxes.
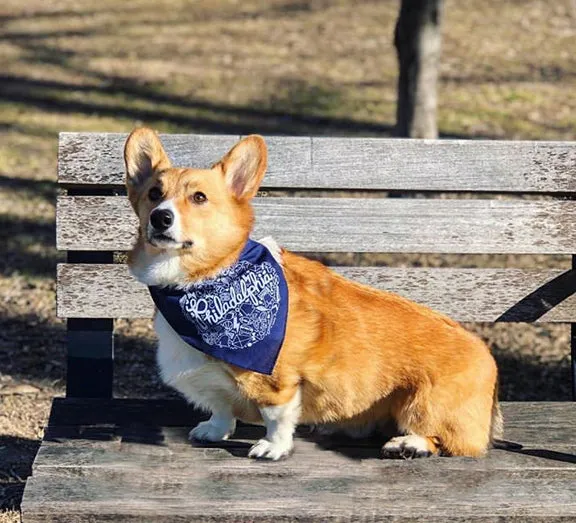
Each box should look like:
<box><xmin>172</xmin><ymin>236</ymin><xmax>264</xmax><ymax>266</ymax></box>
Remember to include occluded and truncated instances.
<box><xmin>1</xmin><ymin>0</ymin><xmax>575</xmax><ymax>520</ymax></box>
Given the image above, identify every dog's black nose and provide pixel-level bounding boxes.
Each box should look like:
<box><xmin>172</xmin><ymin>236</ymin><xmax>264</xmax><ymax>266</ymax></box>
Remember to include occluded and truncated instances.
<box><xmin>150</xmin><ymin>209</ymin><xmax>174</xmax><ymax>232</ymax></box>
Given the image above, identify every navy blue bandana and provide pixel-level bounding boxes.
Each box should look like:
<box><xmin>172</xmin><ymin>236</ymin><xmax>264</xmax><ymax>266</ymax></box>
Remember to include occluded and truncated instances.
<box><xmin>149</xmin><ymin>239</ymin><xmax>288</xmax><ymax>375</ymax></box>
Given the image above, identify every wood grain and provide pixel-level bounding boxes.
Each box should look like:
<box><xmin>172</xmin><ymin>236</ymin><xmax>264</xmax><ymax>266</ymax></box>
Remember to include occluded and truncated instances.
<box><xmin>23</xmin><ymin>473</ymin><xmax>576</xmax><ymax>523</ymax></box>
<box><xmin>38</xmin><ymin>398</ymin><xmax>576</xmax><ymax>434</ymax></box>
<box><xmin>58</xmin><ymin>133</ymin><xmax>576</xmax><ymax>193</ymax></box>
<box><xmin>57</xmin><ymin>264</ymin><xmax>576</xmax><ymax>322</ymax></box>
<box><xmin>21</xmin><ymin>399</ymin><xmax>576</xmax><ymax>522</ymax></box>
<box><xmin>56</xmin><ymin>195</ymin><xmax>576</xmax><ymax>254</ymax></box>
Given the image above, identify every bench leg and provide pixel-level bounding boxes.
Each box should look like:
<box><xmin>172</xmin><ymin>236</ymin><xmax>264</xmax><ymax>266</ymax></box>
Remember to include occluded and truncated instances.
<box><xmin>570</xmin><ymin>323</ymin><xmax>576</xmax><ymax>401</ymax></box>
<box><xmin>66</xmin><ymin>318</ymin><xmax>114</xmax><ymax>398</ymax></box>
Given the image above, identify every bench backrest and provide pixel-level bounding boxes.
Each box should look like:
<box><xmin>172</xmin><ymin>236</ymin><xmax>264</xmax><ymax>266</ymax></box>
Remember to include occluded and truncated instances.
<box><xmin>56</xmin><ymin>133</ymin><xmax>576</xmax><ymax>398</ymax></box>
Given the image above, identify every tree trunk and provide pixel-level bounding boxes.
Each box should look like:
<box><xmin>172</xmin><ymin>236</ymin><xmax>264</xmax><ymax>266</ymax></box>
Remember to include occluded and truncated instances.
<box><xmin>394</xmin><ymin>0</ymin><xmax>443</xmax><ymax>138</ymax></box>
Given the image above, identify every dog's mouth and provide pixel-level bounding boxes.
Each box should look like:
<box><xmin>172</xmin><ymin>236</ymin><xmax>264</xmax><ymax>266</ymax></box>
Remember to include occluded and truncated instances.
<box><xmin>148</xmin><ymin>233</ymin><xmax>193</xmax><ymax>250</ymax></box>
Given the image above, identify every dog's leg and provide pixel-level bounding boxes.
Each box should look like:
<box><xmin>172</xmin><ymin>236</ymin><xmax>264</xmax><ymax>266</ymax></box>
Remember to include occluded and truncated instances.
<box><xmin>155</xmin><ymin>313</ymin><xmax>239</xmax><ymax>441</ymax></box>
<box><xmin>170</xmin><ymin>367</ymin><xmax>239</xmax><ymax>442</ymax></box>
<box><xmin>383</xmin><ymin>370</ymin><xmax>494</xmax><ymax>458</ymax></box>
<box><xmin>248</xmin><ymin>388</ymin><xmax>301</xmax><ymax>461</ymax></box>
<box><xmin>171</xmin><ymin>370</ymin><xmax>238</xmax><ymax>442</ymax></box>
<box><xmin>189</xmin><ymin>408</ymin><xmax>237</xmax><ymax>442</ymax></box>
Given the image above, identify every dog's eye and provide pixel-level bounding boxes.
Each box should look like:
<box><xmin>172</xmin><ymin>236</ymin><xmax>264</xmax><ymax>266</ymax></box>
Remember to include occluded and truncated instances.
<box><xmin>192</xmin><ymin>191</ymin><xmax>207</xmax><ymax>204</ymax></box>
<box><xmin>148</xmin><ymin>187</ymin><xmax>162</xmax><ymax>202</ymax></box>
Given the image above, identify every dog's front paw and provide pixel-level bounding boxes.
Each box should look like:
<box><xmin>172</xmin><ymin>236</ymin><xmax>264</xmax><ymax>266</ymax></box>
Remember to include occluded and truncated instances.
<box><xmin>189</xmin><ymin>419</ymin><xmax>236</xmax><ymax>442</ymax></box>
<box><xmin>248</xmin><ymin>438</ymin><xmax>293</xmax><ymax>460</ymax></box>
<box><xmin>381</xmin><ymin>435</ymin><xmax>434</xmax><ymax>459</ymax></box>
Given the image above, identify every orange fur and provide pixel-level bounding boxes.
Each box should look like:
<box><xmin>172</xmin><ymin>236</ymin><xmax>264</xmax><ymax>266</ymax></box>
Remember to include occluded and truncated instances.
<box><xmin>125</xmin><ymin>128</ymin><xmax>501</xmax><ymax>458</ymax></box>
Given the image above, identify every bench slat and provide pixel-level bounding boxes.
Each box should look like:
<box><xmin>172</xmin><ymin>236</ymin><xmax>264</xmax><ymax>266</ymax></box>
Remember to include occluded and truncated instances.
<box><xmin>56</xmin><ymin>264</ymin><xmax>576</xmax><ymax>322</ymax></box>
<box><xmin>58</xmin><ymin>133</ymin><xmax>576</xmax><ymax>193</ymax></box>
<box><xmin>31</xmin><ymin>438</ymin><xmax>576</xmax><ymax>469</ymax></box>
<box><xmin>23</xmin><ymin>470</ymin><xmax>576</xmax><ymax>521</ymax></box>
<box><xmin>39</xmin><ymin>398</ymin><xmax>576</xmax><ymax>427</ymax></box>
<box><xmin>20</xmin><ymin>400</ymin><xmax>576</xmax><ymax>523</ymax></box>
<box><xmin>56</xmin><ymin>196</ymin><xmax>576</xmax><ymax>254</ymax></box>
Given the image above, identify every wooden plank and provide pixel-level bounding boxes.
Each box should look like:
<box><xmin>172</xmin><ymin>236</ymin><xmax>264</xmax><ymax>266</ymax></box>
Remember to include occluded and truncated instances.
<box><xmin>56</xmin><ymin>196</ymin><xmax>576</xmax><ymax>254</ymax></box>
<box><xmin>34</xmin><ymin>413</ymin><xmax>576</xmax><ymax>468</ymax></box>
<box><xmin>31</xmin><ymin>437</ymin><xmax>576</xmax><ymax>471</ymax></box>
<box><xmin>40</xmin><ymin>399</ymin><xmax>576</xmax><ymax>432</ymax></box>
<box><xmin>41</xmin><ymin>398</ymin><xmax>576</xmax><ymax>443</ymax></box>
<box><xmin>33</xmin><ymin>400</ymin><xmax>576</xmax><ymax>469</ymax></box>
<box><xmin>500</xmin><ymin>402</ymin><xmax>576</xmax><ymax>426</ymax></box>
<box><xmin>21</xmin><ymin>399</ymin><xmax>576</xmax><ymax>521</ymax></box>
<box><xmin>58</xmin><ymin>133</ymin><xmax>576</xmax><ymax>193</ymax></box>
<box><xmin>20</xmin><ymin>465</ymin><xmax>576</xmax><ymax>521</ymax></box>
<box><xmin>57</xmin><ymin>264</ymin><xmax>576</xmax><ymax>322</ymax></box>
<box><xmin>36</xmin><ymin>420</ymin><xmax>576</xmax><ymax>454</ymax></box>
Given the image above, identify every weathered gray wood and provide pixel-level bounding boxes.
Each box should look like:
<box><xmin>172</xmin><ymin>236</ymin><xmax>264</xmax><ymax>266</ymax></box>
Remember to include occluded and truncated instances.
<box><xmin>500</xmin><ymin>402</ymin><xmax>576</xmax><ymax>427</ymax></box>
<box><xmin>21</xmin><ymin>457</ymin><xmax>576</xmax><ymax>521</ymax></box>
<box><xmin>38</xmin><ymin>398</ymin><xmax>576</xmax><ymax>429</ymax></box>
<box><xmin>31</xmin><ymin>438</ymin><xmax>576</xmax><ymax>471</ymax></box>
<box><xmin>22</xmin><ymin>462</ymin><xmax>576</xmax><ymax>523</ymax></box>
<box><xmin>21</xmin><ymin>399</ymin><xmax>576</xmax><ymax>522</ymax></box>
<box><xmin>56</xmin><ymin>195</ymin><xmax>576</xmax><ymax>254</ymax></box>
<box><xmin>38</xmin><ymin>401</ymin><xmax>576</xmax><ymax>449</ymax></box>
<box><xmin>57</xmin><ymin>264</ymin><xmax>576</xmax><ymax>322</ymax></box>
<box><xmin>58</xmin><ymin>133</ymin><xmax>576</xmax><ymax>192</ymax></box>
<box><xmin>34</xmin><ymin>417</ymin><xmax>576</xmax><ymax>467</ymax></box>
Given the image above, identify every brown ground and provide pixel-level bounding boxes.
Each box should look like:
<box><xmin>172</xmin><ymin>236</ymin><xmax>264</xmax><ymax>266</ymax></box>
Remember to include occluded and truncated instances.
<box><xmin>1</xmin><ymin>0</ymin><xmax>575</xmax><ymax>520</ymax></box>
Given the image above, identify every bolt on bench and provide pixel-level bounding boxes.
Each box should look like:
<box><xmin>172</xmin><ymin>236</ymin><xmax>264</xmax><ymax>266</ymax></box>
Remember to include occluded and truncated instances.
<box><xmin>22</xmin><ymin>134</ymin><xmax>576</xmax><ymax>521</ymax></box>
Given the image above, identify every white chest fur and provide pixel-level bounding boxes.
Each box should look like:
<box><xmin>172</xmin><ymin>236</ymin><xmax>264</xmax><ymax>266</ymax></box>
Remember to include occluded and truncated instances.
<box><xmin>154</xmin><ymin>311</ymin><xmax>208</xmax><ymax>382</ymax></box>
<box><xmin>154</xmin><ymin>311</ymin><xmax>248</xmax><ymax>416</ymax></box>
<box><xmin>149</xmin><ymin>238</ymin><xmax>283</xmax><ymax>419</ymax></box>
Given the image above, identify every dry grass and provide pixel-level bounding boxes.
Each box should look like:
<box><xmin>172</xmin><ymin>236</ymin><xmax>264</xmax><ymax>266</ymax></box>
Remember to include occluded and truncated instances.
<box><xmin>1</xmin><ymin>0</ymin><xmax>575</xmax><ymax>518</ymax></box>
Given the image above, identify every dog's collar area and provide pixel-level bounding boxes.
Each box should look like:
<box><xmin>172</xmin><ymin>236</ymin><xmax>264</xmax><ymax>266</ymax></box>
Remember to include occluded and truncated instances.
<box><xmin>149</xmin><ymin>238</ymin><xmax>289</xmax><ymax>375</ymax></box>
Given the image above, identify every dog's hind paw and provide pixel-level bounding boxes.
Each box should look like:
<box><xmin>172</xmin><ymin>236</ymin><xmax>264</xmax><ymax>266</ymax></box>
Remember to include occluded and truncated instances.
<box><xmin>381</xmin><ymin>435</ymin><xmax>434</xmax><ymax>459</ymax></box>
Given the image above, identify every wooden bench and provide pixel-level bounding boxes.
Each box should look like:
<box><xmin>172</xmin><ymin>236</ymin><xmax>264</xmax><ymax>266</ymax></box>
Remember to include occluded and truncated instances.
<box><xmin>22</xmin><ymin>134</ymin><xmax>576</xmax><ymax>521</ymax></box>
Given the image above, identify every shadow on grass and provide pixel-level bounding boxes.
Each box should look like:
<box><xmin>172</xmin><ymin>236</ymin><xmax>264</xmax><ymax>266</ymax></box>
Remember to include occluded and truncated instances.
<box><xmin>495</xmin><ymin>349</ymin><xmax>572</xmax><ymax>401</ymax></box>
<box><xmin>0</xmin><ymin>175</ymin><xmax>58</xmax><ymax>278</ymax></box>
<box><xmin>0</xmin><ymin>72</ymin><xmax>397</xmax><ymax>137</ymax></box>
<box><xmin>0</xmin><ymin>436</ymin><xmax>40</xmax><ymax>512</ymax></box>
<box><xmin>0</xmin><ymin>310</ymin><xmax>169</xmax><ymax>399</ymax></box>
<box><xmin>0</xmin><ymin>214</ymin><xmax>58</xmax><ymax>279</ymax></box>
<box><xmin>1</xmin><ymin>2</ymin><xmax>571</xmax><ymax>143</ymax></box>
<box><xmin>0</xmin><ymin>174</ymin><xmax>56</xmax><ymax>202</ymax></box>
<box><xmin>0</xmin><ymin>12</ymin><xmax>497</xmax><ymax>141</ymax></box>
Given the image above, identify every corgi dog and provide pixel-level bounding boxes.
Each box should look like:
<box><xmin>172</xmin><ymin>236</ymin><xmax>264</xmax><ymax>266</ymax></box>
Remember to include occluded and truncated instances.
<box><xmin>125</xmin><ymin>128</ymin><xmax>502</xmax><ymax>461</ymax></box>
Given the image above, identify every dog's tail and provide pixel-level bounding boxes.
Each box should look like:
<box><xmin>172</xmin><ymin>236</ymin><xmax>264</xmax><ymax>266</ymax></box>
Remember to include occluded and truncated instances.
<box><xmin>490</xmin><ymin>375</ymin><xmax>504</xmax><ymax>442</ymax></box>
<box><xmin>490</xmin><ymin>375</ymin><xmax>528</xmax><ymax>452</ymax></box>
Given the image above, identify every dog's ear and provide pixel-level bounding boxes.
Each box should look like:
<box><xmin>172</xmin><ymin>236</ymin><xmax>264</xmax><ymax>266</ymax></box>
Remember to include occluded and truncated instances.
<box><xmin>124</xmin><ymin>128</ymin><xmax>171</xmax><ymax>190</ymax></box>
<box><xmin>216</xmin><ymin>135</ymin><xmax>267</xmax><ymax>201</ymax></box>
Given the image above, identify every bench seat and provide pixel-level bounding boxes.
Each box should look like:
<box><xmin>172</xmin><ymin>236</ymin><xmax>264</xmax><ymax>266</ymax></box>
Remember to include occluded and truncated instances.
<box><xmin>21</xmin><ymin>133</ymin><xmax>576</xmax><ymax>521</ymax></box>
<box><xmin>22</xmin><ymin>399</ymin><xmax>576</xmax><ymax>522</ymax></box>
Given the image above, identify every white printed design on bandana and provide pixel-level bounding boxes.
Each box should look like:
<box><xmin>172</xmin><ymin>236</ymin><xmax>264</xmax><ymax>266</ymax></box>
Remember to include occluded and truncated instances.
<box><xmin>178</xmin><ymin>261</ymin><xmax>281</xmax><ymax>351</ymax></box>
